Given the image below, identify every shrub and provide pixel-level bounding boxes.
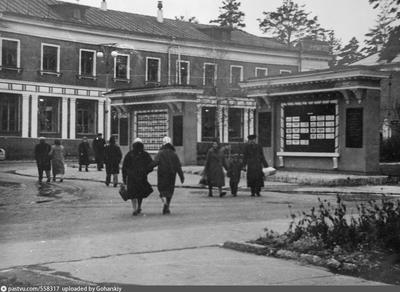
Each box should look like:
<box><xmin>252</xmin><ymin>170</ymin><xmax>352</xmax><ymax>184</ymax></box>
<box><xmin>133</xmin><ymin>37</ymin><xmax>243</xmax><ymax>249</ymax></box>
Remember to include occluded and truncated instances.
<box><xmin>380</xmin><ymin>135</ymin><xmax>400</xmax><ymax>162</ymax></box>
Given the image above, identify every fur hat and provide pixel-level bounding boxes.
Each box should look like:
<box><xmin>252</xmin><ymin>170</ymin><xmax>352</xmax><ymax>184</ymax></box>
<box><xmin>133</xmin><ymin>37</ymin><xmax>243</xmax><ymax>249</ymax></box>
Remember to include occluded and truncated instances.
<box><xmin>162</xmin><ymin>136</ymin><xmax>172</xmax><ymax>145</ymax></box>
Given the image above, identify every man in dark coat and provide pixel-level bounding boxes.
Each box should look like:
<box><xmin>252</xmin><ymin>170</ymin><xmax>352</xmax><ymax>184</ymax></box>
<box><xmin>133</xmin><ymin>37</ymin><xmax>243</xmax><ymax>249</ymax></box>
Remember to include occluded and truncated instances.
<box><xmin>104</xmin><ymin>136</ymin><xmax>122</xmax><ymax>187</ymax></box>
<box><xmin>242</xmin><ymin>134</ymin><xmax>268</xmax><ymax>197</ymax></box>
<box><xmin>92</xmin><ymin>133</ymin><xmax>105</xmax><ymax>171</ymax></box>
<box><xmin>204</xmin><ymin>139</ymin><xmax>228</xmax><ymax>197</ymax></box>
<box><xmin>34</xmin><ymin>137</ymin><xmax>51</xmax><ymax>183</ymax></box>
<box><xmin>78</xmin><ymin>136</ymin><xmax>90</xmax><ymax>172</ymax></box>
<box><xmin>150</xmin><ymin>137</ymin><xmax>184</xmax><ymax>215</ymax></box>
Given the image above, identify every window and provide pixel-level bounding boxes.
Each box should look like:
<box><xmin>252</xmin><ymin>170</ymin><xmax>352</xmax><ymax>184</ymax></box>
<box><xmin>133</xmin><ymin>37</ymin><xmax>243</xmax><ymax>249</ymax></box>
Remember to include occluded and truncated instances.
<box><xmin>228</xmin><ymin>108</ymin><xmax>244</xmax><ymax>142</ymax></box>
<box><xmin>38</xmin><ymin>97</ymin><xmax>60</xmax><ymax>134</ymax></box>
<box><xmin>173</xmin><ymin>115</ymin><xmax>183</xmax><ymax>146</ymax></box>
<box><xmin>201</xmin><ymin>107</ymin><xmax>216</xmax><ymax>141</ymax></box>
<box><xmin>176</xmin><ymin>60</ymin><xmax>190</xmax><ymax>85</ymax></box>
<box><xmin>255</xmin><ymin>67</ymin><xmax>268</xmax><ymax>78</ymax></box>
<box><xmin>230</xmin><ymin>65</ymin><xmax>243</xmax><ymax>87</ymax></box>
<box><xmin>1</xmin><ymin>38</ymin><xmax>20</xmax><ymax>69</ymax></box>
<box><xmin>204</xmin><ymin>63</ymin><xmax>216</xmax><ymax>87</ymax></box>
<box><xmin>76</xmin><ymin>99</ymin><xmax>96</xmax><ymax>134</ymax></box>
<box><xmin>258</xmin><ymin>112</ymin><xmax>272</xmax><ymax>147</ymax></box>
<box><xmin>115</xmin><ymin>54</ymin><xmax>130</xmax><ymax>80</ymax></box>
<box><xmin>280</xmin><ymin>69</ymin><xmax>292</xmax><ymax>75</ymax></box>
<box><xmin>0</xmin><ymin>93</ymin><xmax>20</xmax><ymax>135</ymax></box>
<box><xmin>146</xmin><ymin>57</ymin><xmax>161</xmax><ymax>83</ymax></box>
<box><xmin>41</xmin><ymin>44</ymin><xmax>60</xmax><ymax>73</ymax></box>
<box><xmin>79</xmin><ymin>49</ymin><xmax>96</xmax><ymax>77</ymax></box>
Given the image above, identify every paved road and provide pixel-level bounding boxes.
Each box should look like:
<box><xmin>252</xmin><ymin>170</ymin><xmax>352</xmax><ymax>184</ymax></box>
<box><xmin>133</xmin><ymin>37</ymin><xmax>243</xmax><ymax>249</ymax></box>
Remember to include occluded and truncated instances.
<box><xmin>0</xmin><ymin>163</ymin><xmax>387</xmax><ymax>286</ymax></box>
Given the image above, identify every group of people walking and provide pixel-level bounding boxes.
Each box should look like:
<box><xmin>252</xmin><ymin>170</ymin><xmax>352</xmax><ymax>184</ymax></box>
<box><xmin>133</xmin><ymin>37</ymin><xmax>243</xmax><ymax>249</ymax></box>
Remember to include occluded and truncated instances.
<box><xmin>34</xmin><ymin>137</ymin><xmax>66</xmax><ymax>183</ymax></box>
<box><xmin>34</xmin><ymin>133</ymin><xmax>268</xmax><ymax>216</ymax></box>
<box><xmin>203</xmin><ymin>134</ymin><xmax>269</xmax><ymax>198</ymax></box>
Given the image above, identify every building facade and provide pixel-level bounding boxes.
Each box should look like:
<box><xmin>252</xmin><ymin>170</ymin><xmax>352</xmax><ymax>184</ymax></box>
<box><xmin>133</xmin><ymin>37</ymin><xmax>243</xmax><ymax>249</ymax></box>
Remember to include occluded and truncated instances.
<box><xmin>0</xmin><ymin>0</ymin><xmax>330</xmax><ymax>162</ymax></box>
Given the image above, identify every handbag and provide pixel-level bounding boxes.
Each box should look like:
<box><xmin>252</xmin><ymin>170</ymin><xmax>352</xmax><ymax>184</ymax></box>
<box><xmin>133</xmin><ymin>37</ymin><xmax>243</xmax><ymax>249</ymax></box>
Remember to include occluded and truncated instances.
<box><xmin>199</xmin><ymin>171</ymin><xmax>208</xmax><ymax>185</ymax></box>
<box><xmin>263</xmin><ymin>167</ymin><xmax>277</xmax><ymax>176</ymax></box>
<box><xmin>119</xmin><ymin>184</ymin><xmax>129</xmax><ymax>201</ymax></box>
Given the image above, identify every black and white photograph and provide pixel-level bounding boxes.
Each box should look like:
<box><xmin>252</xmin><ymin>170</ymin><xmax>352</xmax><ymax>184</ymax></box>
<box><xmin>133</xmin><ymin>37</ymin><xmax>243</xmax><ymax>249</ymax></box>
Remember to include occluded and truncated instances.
<box><xmin>0</xmin><ymin>0</ymin><xmax>399</xmax><ymax>289</ymax></box>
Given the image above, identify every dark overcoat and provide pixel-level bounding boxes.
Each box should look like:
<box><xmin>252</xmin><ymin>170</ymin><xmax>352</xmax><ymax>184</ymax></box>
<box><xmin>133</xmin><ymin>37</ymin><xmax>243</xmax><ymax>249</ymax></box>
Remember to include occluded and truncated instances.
<box><xmin>34</xmin><ymin>142</ymin><xmax>51</xmax><ymax>171</ymax></box>
<box><xmin>92</xmin><ymin>137</ymin><xmax>105</xmax><ymax>163</ymax></box>
<box><xmin>104</xmin><ymin>144</ymin><xmax>122</xmax><ymax>174</ymax></box>
<box><xmin>227</xmin><ymin>158</ymin><xmax>242</xmax><ymax>184</ymax></box>
<box><xmin>122</xmin><ymin>144</ymin><xmax>153</xmax><ymax>199</ymax></box>
<box><xmin>204</xmin><ymin>147</ymin><xmax>227</xmax><ymax>187</ymax></box>
<box><xmin>150</xmin><ymin>143</ymin><xmax>184</xmax><ymax>197</ymax></box>
<box><xmin>78</xmin><ymin>142</ymin><xmax>90</xmax><ymax>165</ymax></box>
<box><xmin>242</xmin><ymin>143</ymin><xmax>268</xmax><ymax>188</ymax></box>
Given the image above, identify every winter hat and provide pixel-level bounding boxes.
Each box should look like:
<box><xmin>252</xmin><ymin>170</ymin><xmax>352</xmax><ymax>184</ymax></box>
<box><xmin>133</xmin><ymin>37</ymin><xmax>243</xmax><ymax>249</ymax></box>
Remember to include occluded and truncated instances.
<box><xmin>162</xmin><ymin>136</ymin><xmax>172</xmax><ymax>145</ymax></box>
<box><xmin>133</xmin><ymin>137</ymin><xmax>143</xmax><ymax>143</ymax></box>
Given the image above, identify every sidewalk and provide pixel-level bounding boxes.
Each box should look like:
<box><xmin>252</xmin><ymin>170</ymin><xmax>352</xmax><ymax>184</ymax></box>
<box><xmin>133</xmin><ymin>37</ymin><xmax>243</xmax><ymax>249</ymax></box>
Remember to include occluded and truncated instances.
<box><xmin>12</xmin><ymin>163</ymin><xmax>400</xmax><ymax>196</ymax></box>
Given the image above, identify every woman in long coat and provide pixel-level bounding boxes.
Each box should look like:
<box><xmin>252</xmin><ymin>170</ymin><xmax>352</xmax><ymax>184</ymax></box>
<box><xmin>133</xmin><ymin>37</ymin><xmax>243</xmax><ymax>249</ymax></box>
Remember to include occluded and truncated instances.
<box><xmin>150</xmin><ymin>137</ymin><xmax>184</xmax><ymax>215</ymax></box>
<box><xmin>104</xmin><ymin>136</ymin><xmax>122</xmax><ymax>187</ymax></box>
<box><xmin>78</xmin><ymin>137</ymin><xmax>90</xmax><ymax>172</ymax></box>
<box><xmin>203</xmin><ymin>139</ymin><xmax>228</xmax><ymax>197</ymax></box>
<box><xmin>49</xmin><ymin>139</ymin><xmax>65</xmax><ymax>182</ymax></box>
<box><xmin>122</xmin><ymin>138</ymin><xmax>153</xmax><ymax>216</ymax></box>
<box><xmin>242</xmin><ymin>134</ymin><xmax>268</xmax><ymax>197</ymax></box>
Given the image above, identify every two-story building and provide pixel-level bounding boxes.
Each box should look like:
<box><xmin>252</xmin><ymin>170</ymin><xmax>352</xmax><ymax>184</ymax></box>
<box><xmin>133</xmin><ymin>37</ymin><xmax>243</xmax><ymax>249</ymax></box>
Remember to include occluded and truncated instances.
<box><xmin>0</xmin><ymin>0</ymin><xmax>330</xmax><ymax>163</ymax></box>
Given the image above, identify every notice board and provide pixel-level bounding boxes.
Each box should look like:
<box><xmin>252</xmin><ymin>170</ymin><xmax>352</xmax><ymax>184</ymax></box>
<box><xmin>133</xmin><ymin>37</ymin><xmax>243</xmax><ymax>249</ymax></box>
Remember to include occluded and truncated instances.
<box><xmin>346</xmin><ymin>108</ymin><xmax>363</xmax><ymax>148</ymax></box>
<box><xmin>283</xmin><ymin>103</ymin><xmax>336</xmax><ymax>153</ymax></box>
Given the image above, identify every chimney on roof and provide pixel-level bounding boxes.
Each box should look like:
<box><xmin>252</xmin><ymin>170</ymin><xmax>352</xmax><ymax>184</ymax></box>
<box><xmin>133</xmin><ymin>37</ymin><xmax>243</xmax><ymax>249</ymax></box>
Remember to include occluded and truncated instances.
<box><xmin>157</xmin><ymin>1</ymin><xmax>163</xmax><ymax>23</ymax></box>
<box><xmin>101</xmin><ymin>0</ymin><xmax>107</xmax><ymax>11</ymax></box>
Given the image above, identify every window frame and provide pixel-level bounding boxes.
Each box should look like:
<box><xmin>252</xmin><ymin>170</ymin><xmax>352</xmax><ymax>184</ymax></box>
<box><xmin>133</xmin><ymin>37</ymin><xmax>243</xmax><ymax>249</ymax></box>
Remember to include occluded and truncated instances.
<box><xmin>76</xmin><ymin>99</ymin><xmax>97</xmax><ymax>135</ymax></box>
<box><xmin>0</xmin><ymin>93</ymin><xmax>21</xmax><ymax>135</ymax></box>
<box><xmin>201</xmin><ymin>106</ymin><xmax>217</xmax><ymax>142</ymax></box>
<box><xmin>280</xmin><ymin>69</ymin><xmax>292</xmax><ymax>75</ymax></box>
<box><xmin>41</xmin><ymin>43</ymin><xmax>61</xmax><ymax>75</ymax></box>
<box><xmin>203</xmin><ymin>62</ymin><xmax>217</xmax><ymax>86</ymax></box>
<box><xmin>255</xmin><ymin>67</ymin><xmax>268</xmax><ymax>78</ymax></box>
<box><xmin>38</xmin><ymin>96</ymin><xmax>61</xmax><ymax>135</ymax></box>
<box><xmin>114</xmin><ymin>53</ymin><xmax>130</xmax><ymax>80</ymax></box>
<box><xmin>146</xmin><ymin>57</ymin><xmax>161</xmax><ymax>83</ymax></box>
<box><xmin>230</xmin><ymin>65</ymin><xmax>244</xmax><ymax>86</ymax></box>
<box><xmin>79</xmin><ymin>49</ymin><xmax>97</xmax><ymax>78</ymax></box>
<box><xmin>228</xmin><ymin>107</ymin><xmax>244</xmax><ymax>142</ymax></box>
<box><xmin>0</xmin><ymin>37</ymin><xmax>21</xmax><ymax>69</ymax></box>
<box><xmin>175</xmin><ymin>60</ymin><xmax>190</xmax><ymax>85</ymax></box>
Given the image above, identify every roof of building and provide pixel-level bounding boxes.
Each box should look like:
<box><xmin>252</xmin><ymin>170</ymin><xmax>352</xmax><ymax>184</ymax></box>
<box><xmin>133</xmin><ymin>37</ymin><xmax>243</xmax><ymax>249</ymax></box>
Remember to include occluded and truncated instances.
<box><xmin>0</xmin><ymin>0</ymin><xmax>290</xmax><ymax>50</ymax></box>
<box><xmin>350</xmin><ymin>52</ymin><xmax>400</xmax><ymax>66</ymax></box>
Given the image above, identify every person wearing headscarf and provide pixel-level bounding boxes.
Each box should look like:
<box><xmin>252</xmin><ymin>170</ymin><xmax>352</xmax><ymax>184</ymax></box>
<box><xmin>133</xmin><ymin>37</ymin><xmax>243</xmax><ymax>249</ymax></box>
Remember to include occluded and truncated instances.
<box><xmin>242</xmin><ymin>134</ymin><xmax>268</xmax><ymax>197</ymax></box>
<box><xmin>203</xmin><ymin>139</ymin><xmax>228</xmax><ymax>197</ymax></box>
<box><xmin>122</xmin><ymin>138</ymin><xmax>153</xmax><ymax>216</ymax></box>
<box><xmin>34</xmin><ymin>137</ymin><xmax>52</xmax><ymax>183</ymax></box>
<box><xmin>104</xmin><ymin>136</ymin><xmax>122</xmax><ymax>187</ymax></box>
<box><xmin>78</xmin><ymin>136</ymin><xmax>90</xmax><ymax>172</ymax></box>
<box><xmin>49</xmin><ymin>139</ymin><xmax>66</xmax><ymax>182</ymax></box>
<box><xmin>150</xmin><ymin>136</ymin><xmax>184</xmax><ymax>215</ymax></box>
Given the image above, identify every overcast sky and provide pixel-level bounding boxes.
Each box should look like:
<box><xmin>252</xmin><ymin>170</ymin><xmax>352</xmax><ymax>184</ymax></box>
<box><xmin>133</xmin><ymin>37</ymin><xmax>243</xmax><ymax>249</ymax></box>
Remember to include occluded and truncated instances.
<box><xmin>64</xmin><ymin>0</ymin><xmax>378</xmax><ymax>45</ymax></box>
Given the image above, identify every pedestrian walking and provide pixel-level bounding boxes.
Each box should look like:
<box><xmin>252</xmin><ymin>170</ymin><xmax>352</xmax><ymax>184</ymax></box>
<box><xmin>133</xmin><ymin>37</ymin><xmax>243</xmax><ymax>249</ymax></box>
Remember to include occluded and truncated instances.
<box><xmin>49</xmin><ymin>139</ymin><xmax>66</xmax><ymax>182</ymax></box>
<box><xmin>92</xmin><ymin>133</ymin><xmax>105</xmax><ymax>171</ymax></box>
<box><xmin>242</xmin><ymin>134</ymin><xmax>268</xmax><ymax>197</ymax></box>
<box><xmin>121</xmin><ymin>138</ymin><xmax>153</xmax><ymax>216</ymax></box>
<box><xmin>34</xmin><ymin>137</ymin><xmax>52</xmax><ymax>183</ymax></box>
<box><xmin>78</xmin><ymin>136</ymin><xmax>90</xmax><ymax>172</ymax></box>
<box><xmin>227</xmin><ymin>153</ymin><xmax>242</xmax><ymax>196</ymax></box>
<box><xmin>104</xmin><ymin>136</ymin><xmax>122</xmax><ymax>187</ymax></box>
<box><xmin>203</xmin><ymin>139</ymin><xmax>228</xmax><ymax>197</ymax></box>
<box><xmin>150</xmin><ymin>137</ymin><xmax>184</xmax><ymax>215</ymax></box>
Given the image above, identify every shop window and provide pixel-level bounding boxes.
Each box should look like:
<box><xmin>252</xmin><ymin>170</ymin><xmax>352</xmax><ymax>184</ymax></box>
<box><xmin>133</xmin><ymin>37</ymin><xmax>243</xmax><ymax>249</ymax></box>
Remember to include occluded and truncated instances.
<box><xmin>146</xmin><ymin>57</ymin><xmax>160</xmax><ymax>84</ymax></box>
<box><xmin>176</xmin><ymin>61</ymin><xmax>190</xmax><ymax>85</ymax></box>
<box><xmin>0</xmin><ymin>93</ymin><xmax>20</xmax><ymax>135</ymax></box>
<box><xmin>255</xmin><ymin>67</ymin><xmax>268</xmax><ymax>78</ymax></box>
<box><xmin>79</xmin><ymin>49</ymin><xmax>96</xmax><ymax>77</ymax></box>
<box><xmin>1</xmin><ymin>38</ymin><xmax>20</xmax><ymax>69</ymax></box>
<box><xmin>76</xmin><ymin>99</ymin><xmax>96</xmax><ymax>134</ymax></box>
<box><xmin>228</xmin><ymin>108</ymin><xmax>244</xmax><ymax>142</ymax></box>
<box><xmin>38</xmin><ymin>97</ymin><xmax>60</xmax><ymax>134</ymax></box>
<box><xmin>119</xmin><ymin>117</ymin><xmax>129</xmax><ymax>146</ymax></box>
<box><xmin>258</xmin><ymin>112</ymin><xmax>272</xmax><ymax>147</ymax></box>
<box><xmin>204</xmin><ymin>63</ymin><xmax>216</xmax><ymax>87</ymax></box>
<box><xmin>115</xmin><ymin>54</ymin><xmax>130</xmax><ymax>80</ymax></box>
<box><xmin>201</xmin><ymin>107</ymin><xmax>216</xmax><ymax>141</ymax></box>
<box><xmin>230</xmin><ymin>65</ymin><xmax>243</xmax><ymax>87</ymax></box>
<box><xmin>173</xmin><ymin>115</ymin><xmax>183</xmax><ymax>146</ymax></box>
<box><xmin>136</xmin><ymin>111</ymin><xmax>168</xmax><ymax>152</ymax></box>
<box><xmin>41</xmin><ymin>44</ymin><xmax>60</xmax><ymax>73</ymax></box>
